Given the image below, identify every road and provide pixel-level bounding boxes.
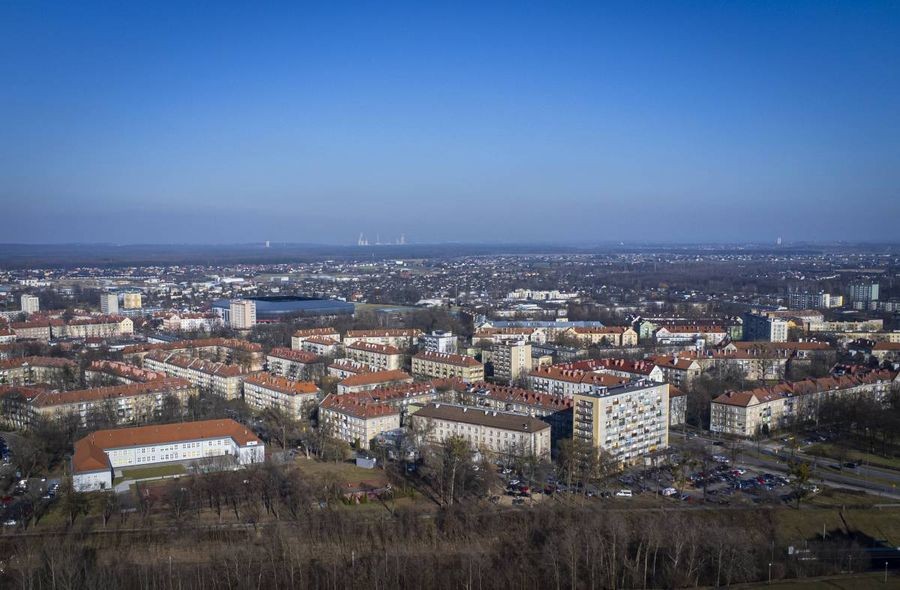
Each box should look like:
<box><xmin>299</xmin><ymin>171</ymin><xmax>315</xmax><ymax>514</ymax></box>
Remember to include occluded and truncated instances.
<box><xmin>672</xmin><ymin>432</ymin><xmax>900</xmax><ymax>500</ymax></box>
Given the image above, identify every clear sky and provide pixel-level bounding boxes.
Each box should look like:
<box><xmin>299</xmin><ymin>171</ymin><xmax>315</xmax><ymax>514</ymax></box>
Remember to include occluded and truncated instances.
<box><xmin>1</xmin><ymin>1</ymin><xmax>898</xmax><ymax>245</ymax></box>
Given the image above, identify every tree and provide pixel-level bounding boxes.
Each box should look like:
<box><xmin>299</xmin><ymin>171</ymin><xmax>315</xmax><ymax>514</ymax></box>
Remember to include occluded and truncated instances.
<box><xmin>789</xmin><ymin>462</ymin><xmax>812</xmax><ymax>509</ymax></box>
<box><xmin>60</xmin><ymin>480</ymin><xmax>91</xmax><ymax>525</ymax></box>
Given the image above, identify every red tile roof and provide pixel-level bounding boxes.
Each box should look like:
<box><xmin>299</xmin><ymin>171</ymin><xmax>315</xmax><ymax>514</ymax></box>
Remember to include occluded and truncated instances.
<box><xmin>73</xmin><ymin>419</ymin><xmax>261</xmax><ymax>473</ymax></box>
<box><xmin>413</xmin><ymin>351</ymin><xmax>481</xmax><ymax>367</ymax></box>
<box><xmin>243</xmin><ymin>372</ymin><xmax>318</xmax><ymax>395</ymax></box>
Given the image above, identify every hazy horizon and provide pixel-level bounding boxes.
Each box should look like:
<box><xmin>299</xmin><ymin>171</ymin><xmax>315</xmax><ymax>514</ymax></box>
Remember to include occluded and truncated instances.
<box><xmin>2</xmin><ymin>2</ymin><xmax>898</xmax><ymax>244</ymax></box>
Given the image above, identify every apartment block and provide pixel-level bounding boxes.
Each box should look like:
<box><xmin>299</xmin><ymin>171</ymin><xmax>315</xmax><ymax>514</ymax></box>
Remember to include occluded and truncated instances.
<box><xmin>492</xmin><ymin>340</ymin><xmax>532</xmax><ymax>384</ymax></box>
<box><xmin>413</xmin><ymin>403</ymin><xmax>552</xmax><ymax>459</ymax></box>
<box><xmin>291</xmin><ymin>327</ymin><xmax>340</xmax><ymax>350</ymax></box>
<box><xmin>710</xmin><ymin>370</ymin><xmax>899</xmax><ymax>437</ymax></box>
<box><xmin>266</xmin><ymin>347</ymin><xmax>322</xmax><ymax>380</ymax></box>
<box><xmin>412</xmin><ymin>351</ymin><xmax>484</xmax><ymax>382</ymax></box>
<box><xmin>342</xmin><ymin>329</ymin><xmax>422</xmax><ymax>349</ymax></box>
<box><xmin>243</xmin><ymin>373</ymin><xmax>319</xmax><ymax>419</ymax></box>
<box><xmin>100</xmin><ymin>293</ymin><xmax>119</xmax><ymax>315</ymax></box>
<box><xmin>143</xmin><ymin>351</ymin><xmax>245</xmax><ymax>399</ymax></box>
<box><xmin>573</xmin><ymin>381</ymin><xmax>670</xmax><ymax>466</ymax></box>
<box><xmin>345</xmin><ymin>342</ymin><xmax>404</xmax><ymax>372</ymax></box>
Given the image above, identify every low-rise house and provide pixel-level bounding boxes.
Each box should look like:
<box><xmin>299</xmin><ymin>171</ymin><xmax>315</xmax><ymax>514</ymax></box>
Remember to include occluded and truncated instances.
<box><xmin>413</xmin><ymin>403</ymin><xmax>552</xmax><ymax>459</ymax></box>
<box><xmin>345</xmin><ymin>341</ymin><xmax>404</xmax><ymax>372</ymax></box>
<box><xmin>266</xmin><ymin>347</ymin><xmax>322</xmax><ymax>380</ymax></box>
<box><xmin>72</xmin><ymin>419</ymin><xmax>264</xmax><ymax>492</ymax></box>
<box><xmin>243</xmin><ymin>373</ymin><xmax>319</xmax><ymax>419</ymax></box>
<box><xmin>411</xmin><ymin>351</ymin><xmax>484</xmax><ymax>382</ymax></box>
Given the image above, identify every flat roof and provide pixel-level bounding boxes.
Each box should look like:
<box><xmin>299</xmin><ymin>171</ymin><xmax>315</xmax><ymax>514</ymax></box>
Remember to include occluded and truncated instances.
<box><xmin>415</xmin><ymin>403</ymin><xmax>550</xmax><ymax>433</ymax></box>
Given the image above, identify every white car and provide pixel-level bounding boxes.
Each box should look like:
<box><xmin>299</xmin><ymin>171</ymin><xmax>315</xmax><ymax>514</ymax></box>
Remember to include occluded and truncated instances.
<box><xmin>661</xmin><ymin>487</ymin><xmax>677</xmax><ymax>497</ymax></box>
<box><xmin>615</xmin><ymin>489</ymin><xmax>633</xmax><ymax>498</ymax></box>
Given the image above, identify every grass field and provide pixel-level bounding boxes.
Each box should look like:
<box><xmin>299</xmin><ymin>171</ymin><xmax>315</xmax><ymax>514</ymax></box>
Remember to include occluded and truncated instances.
<box><xmin>733</xmin><ymin>572</ymin><xmax>896</xmax><ymax>589</ymax></box>
<box><xmin>294</xmin><ymin>458</ymin><xmax>388</xmax><ymax>487</ymax></box>
<box><xmin>121</xmin><ymin>464</ymin><xmax>187</xmax><ymax>481</ymax></box>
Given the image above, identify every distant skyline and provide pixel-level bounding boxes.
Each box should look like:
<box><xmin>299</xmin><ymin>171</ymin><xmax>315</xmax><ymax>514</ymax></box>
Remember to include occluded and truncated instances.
<box><xmin>2</xmin><ymin>2</ymin><xmax>898</xmax><ymax>244</ymax></box>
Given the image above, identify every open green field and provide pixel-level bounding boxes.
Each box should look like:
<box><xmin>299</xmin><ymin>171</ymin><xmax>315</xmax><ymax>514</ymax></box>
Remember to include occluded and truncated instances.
<box><xmin>294</xmin><ymin>458</ymin><xmax>388</xmax><ymax>487</ymax></box>
<box><xmin>733</xmin><ymin>572</ymin><xmax>897</xmax><ymax>589</ymax></box>
<box><xmin>120</xmin><ymin>464</ymin><xmax>186</xmax><ymax>481</ymax></box>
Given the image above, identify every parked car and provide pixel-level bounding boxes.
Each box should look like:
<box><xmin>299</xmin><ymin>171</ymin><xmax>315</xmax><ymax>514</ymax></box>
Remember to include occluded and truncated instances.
<box><xmin>661</xmin><ymin>487</ymin><xmax>677</xmax><ymax>497</ymax></box>
<box><xmin>615</xmin><ymin>489</ymin><xmax>633</xmax><ymax>498</ymax></box>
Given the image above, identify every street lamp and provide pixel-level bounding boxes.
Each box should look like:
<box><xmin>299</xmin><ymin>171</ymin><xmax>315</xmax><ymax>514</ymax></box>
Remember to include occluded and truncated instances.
<box><xmin>768</xmin><ymin>562</ymin><xmax>773</xmax><ymax>584</ymax></box>
<box><xmin>885</xmin><ymin>561</ymin><xmax>889</xmax><ymax>584</ymax></box>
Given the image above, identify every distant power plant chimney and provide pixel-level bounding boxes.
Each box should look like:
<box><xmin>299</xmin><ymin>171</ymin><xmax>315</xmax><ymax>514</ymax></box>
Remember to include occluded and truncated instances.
<box><xmin>265</xmin><ymin>240</ymin><xmax>270</xmax><ymax>248</ymax></box>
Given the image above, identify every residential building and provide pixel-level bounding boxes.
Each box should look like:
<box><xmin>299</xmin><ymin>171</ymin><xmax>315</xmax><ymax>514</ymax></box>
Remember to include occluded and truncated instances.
<box><xmin>100</xmin><ymin>293</ymin><xmax>119</xmax><ymax>315</ymax></box>
<box><xmin>291</xmin><ymin>327</ymin><xmax>340</xmax><ymax>350</ymax></box>
<box><xmin>459</xmin><ymin>382</ymin><xmax>572</xmax><ymax>443</ymax></box>
<box><xmin>318</xmin><ymin>395</ymin><xmax>400</xmax><ymax>449</ymax></box>
<box><xmin>569</xmin><ymin>326</ymin><xmax>639</xmax><ymax>347</ymax></box>
<box><xmin>653</xmin><ymin>325</ymin><xmax>727</xmax><ymax>346</ymax></box>
<box><xmin>122</xmin><ymin>292</ymin><xmax>143</xmax><ymax>309</ymax></box>
<box><xmin>84</xmin><ymin>360</ymin><xmax>166</xmax><ymax>385</ymax></box>
<box><xmin>0</xmin><ymin>356</ymin><xmax>77</xmax><ymax>386</ymax></box>
<box><xmin>342</xmin><ymin>329</ymin><xmax>422</xmax><ymax>349</ymax></box>
<box><xmin>421</xmin><ymin>330</ymin><xmax>457</xmax><ymax>354</ymax></box>
<box><xmin>72</xmin><ymin>419</ymin><xmax>264</xmax><ymax>492</ymax></box>
<box><xmin>143</xmin><ymin>351</ymin><xmax>245</xmax><ymax>400</ymax></box>
<box><xmin>413</xmin><ymin>403</ymin><xmax>552</xmax><ymax>459</ymax></box>
<box><xmin>20</xmin><ymin>294</ymin><xmax>39</xmax><ymax>315</ymax></box>
<box><xmin>266</xmin><ymin>347</ymin><xmax>322</xmax><ymax>380</ymax></box>
<box><xmin>647</xmin><ymin>355</ymin><xmax>703</xmax><ymax>389</ymax></box>
<box><xmin>327</xmin><ymin>359</ymin><xmax>372</xmax><ymax>379</ymax></box>
<box><xmin>0</xmin><ymin>378</ymin><xmax>198</xmax><ymax>430</ymax></box>
<box><xmin>412</xmin><ymin>351</ymin><xmax>484</xmax><ymax>382</ymax></box>
<box><xmin>121</xmin><ymin>338</ymin><xmax>264</xmax><ymax>371</ymax></box>
<box><xmin>345</xmin><ymin>342</ymin><xmax>404</xmax><ymax>372</ymax></box>
<box><xmin>848</xmin><ymin>281</ymin><xmax>880</xmax><ymax>304</ymax></box>
<box><xmin>527</xmin><ymin>364</ymin><xmax>631</xmax><ymax>398</ymax></box>
<box><xmin>337</xmin><ymin>370</ymin><xmax>414</xmax><ymax>395</ymax></box>
<box><xmin>229</xmin><ymin>300</ymin><xmax>257</xmax><ymax>329</ymax></box>
<box><xmin>59</xmin><ymin>316</ymin><xmax>134</xmax><ymax>339</ymax></box>
<box><xmin>743</xmin><ymin>312</ymin><xmax>788</xmax><ymax>342</ymax></box>
<box><xmin>669</xmin><ymin>386</ymin><xmax>687</xmax><ymax>426</ymax></box>
<box><xmin>710</xmin><ymin>370</ymin><xmax>899</xmax><ymax>437</ymax></box>
<box><xmin>573</xmin><ymin>381</ymin><xmax>670</xmax><ymax>466</ymax></box>
<box><xmin>161</xmin><ymin>312</ymin><xmax>222</xmax><ymax>332</ymax></box>
<box><xmin>300</xmin><ymin>336</ymin><xmax>341</xmax><ymax>357</ymax></box>
<box><xmin>243</xmin><ymin>373</ymin><xmax>319</xmax><ymax>419</ymax></box>
<box><xmin>492</xmin><ymin>340</ymin><xmax>532</xmax><ymax>384</ymax></box>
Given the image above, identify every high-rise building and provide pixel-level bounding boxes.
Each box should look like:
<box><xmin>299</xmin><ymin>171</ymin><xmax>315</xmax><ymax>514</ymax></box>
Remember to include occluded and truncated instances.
<box><xmin>848</xmin><ymin>281</ymin><xmax>879</xmax><ymax>304</ymax></box>
<box><xmin>100</xmin><ymin>293</ymin><xmax>119</xmax><ymax>315</ymax></box>
<box><xmin>122</xmin><ymin>292</ymin><xmax>143</xmax><ymax>309</ymax></box>
<box><xmin>229</xmin><ymin>300</ymin><xmax>257</xmax><ymax>329</ymax></box>
<box><xmin>20</xmin><ymin>294</ymin><xmax>39</xmax><ymax>315</ymax></box>
<box><xmin>573</xmin><ymin>381</ymin><xmax>669</xmax><ymax>466</ymax></box>
<box><xmin>742</xmin><ymin>313</ymin><xmax>788</xmax><ymax>342</ymax></box>
<box><xmin>421</xmin><ymin>330</ymin><xmax>457</xmax><ymax>354</ymax></box>
<box><xmin>492</xmin><ymin>340</ymin><xmax>532</xmax><ymax>384</ymax></box>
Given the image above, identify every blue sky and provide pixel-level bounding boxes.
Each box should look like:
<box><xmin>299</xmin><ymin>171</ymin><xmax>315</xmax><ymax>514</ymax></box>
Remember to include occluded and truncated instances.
<box><xmin>1</xmin><ymin>1</ymin><xmax>898</xmax><ymax>244</ymax></box>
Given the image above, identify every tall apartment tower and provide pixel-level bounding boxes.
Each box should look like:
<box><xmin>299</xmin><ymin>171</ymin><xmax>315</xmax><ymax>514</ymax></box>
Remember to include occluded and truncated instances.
<box><xmin>100</xmin><ymin>293</ymin><xmax>119</xmax><ymax>315</ymax></box>
<box><xmin>848</xmin><ymin>281</ymin><xmax>879</xmax><ymax>304</ymax></box>
<box><xmin>742</xmin><ymin>313</ymin><xmax>788</xmax><ymax>342</ymax></box>
<box><xmin>122</xmin><ymin>292</ymin><xmax>143</xmax><ymax>309</ymax></box>
<box><xmin>20</xmin><ymin>294</ymin><xmax>39</xmax><ymax>315</ymax></box>
<box><xmin>229</xmin><ymin>300</ymin><xmax>257</xmax><ymax>329</ymax></box>
<box><xmin>492</xmin><ymin>340</ymin><xmax>532</xmax><ymax>384</ymax></box>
